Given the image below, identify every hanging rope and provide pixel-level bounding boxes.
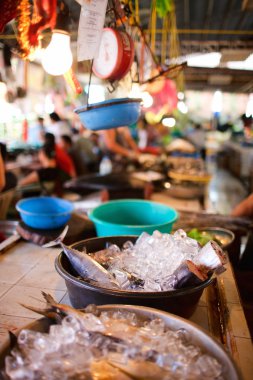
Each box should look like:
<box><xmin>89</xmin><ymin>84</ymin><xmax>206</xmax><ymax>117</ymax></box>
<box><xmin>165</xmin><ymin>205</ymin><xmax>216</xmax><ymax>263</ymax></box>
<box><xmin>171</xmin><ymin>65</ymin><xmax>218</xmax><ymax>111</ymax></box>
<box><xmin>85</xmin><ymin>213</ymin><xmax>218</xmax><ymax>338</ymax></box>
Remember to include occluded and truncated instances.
<box><xmin>167</xmin><ymin>0</ymin><xmax>184</xmax><ymax>91</ymax></box>
<box><xmin>149</xmin><ymin>0</ymin><xmax>157</xmax><ymax>60</ymax></box>
<box><xmin>161</xmin><ymin>15</ymin><xmax>168</xmax><ymax>64</ymax></box>
<box><xmin>135</xmin><ymin>0</ymin><xmax>140</xmax><ymax>24</ymax></box>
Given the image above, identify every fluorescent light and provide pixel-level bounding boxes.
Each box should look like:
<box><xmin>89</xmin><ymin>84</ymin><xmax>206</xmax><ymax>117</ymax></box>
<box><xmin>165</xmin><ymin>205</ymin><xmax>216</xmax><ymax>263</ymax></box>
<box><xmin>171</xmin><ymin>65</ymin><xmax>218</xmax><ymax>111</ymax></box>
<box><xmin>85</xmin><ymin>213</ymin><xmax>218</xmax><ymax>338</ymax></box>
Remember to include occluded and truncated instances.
<box><xmin>187</xmin><ymin>52</ymin><xmax>221</xmax><ymax>68</ymax></box>
<box><xmin>246</xmin><ymin>94</ymin><xmax>253</xmax><ymax>117</ymax></box>
<box><xmin>177</xmin><ymin>101</ymin><xmax>188</xmax><ymax>114</ymax></box>
<box><xmin>162</xmin><ymin>117</ymin><xmax>176</xmax><ymax>128</ymax></box>
<box><xmin>212</xmin><ymin>90</ymin><xmax>223</xmax><ymax>113</ymax></box>
<box><xmin>227</xmin><ymin>53</ymin><xmax>253</xmax><ymax>70</ymax></box>
<box><xmin>177</xmin><ymin>92</ymin><xmax>185</xmax><ymax>100</ymax></box>
<box><xmin>142</xmin><ymin>92</ymin><xmax>153</xmax><ymax>108</ymax></box>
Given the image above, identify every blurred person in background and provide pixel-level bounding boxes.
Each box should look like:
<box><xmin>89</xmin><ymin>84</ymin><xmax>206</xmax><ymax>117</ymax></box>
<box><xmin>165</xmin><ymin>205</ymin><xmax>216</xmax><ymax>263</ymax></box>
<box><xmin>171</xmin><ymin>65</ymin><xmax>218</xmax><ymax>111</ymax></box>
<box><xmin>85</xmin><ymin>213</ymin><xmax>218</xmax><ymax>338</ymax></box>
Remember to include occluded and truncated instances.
<box><xmin>27</xmin><ymin>116</ymin><xmax>45</xmax><ymax>147</ymax></box>
<box><xmin>43</xmin><ymin>133</ymin><xmax>76</xmax><ymax>179</ymax></box>
<box><xmin>185</xmin><ymin>123</ymin><xmax>206</xmax><ymax>160</ymax></box>
<box><xmin>99</xmin><ymin>126</ymin><xmax>140</xmax><ymax>160</ymax></box>
<box><xmin>137</xmin><ymin>119</ymin><xmax>162</xmax><ymax>155</ymax></box>
<box><xmin>46</xmin><ymin>112</ymin><xmax>71</xmax><ymax>142</ymax></box>
<box><xmin>0</xmin><ymin>143</ymin><xmax>17</xmax><ymax>192</ymax></box>
<box><xmin>241</xmin><ymin>114</ymin><xmax>253</xmax><ymax>140</ymax></box>
<box><xmin>59</xmin><ymin>134</ymin><xmax>99</xmax><ymax>175</ymax></box>
<box><xmin>18</xmin><ymin>144</ymin><xmax>58</xmax><ymax>187</ymax></box>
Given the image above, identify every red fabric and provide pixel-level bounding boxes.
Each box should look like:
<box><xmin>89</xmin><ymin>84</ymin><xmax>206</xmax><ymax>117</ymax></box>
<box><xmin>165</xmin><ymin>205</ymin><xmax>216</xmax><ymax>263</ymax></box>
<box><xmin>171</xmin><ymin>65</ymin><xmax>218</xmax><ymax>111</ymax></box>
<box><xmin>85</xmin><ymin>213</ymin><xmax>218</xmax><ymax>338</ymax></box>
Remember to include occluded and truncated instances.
<box><xmin>22</xmin><ymin>119</ymin><xmax>28</xmax><ymax>142</ymax></box>
<box><xmin>139</xmin><ymin>146</ymin><xmax>161</xmax><ymax>155</ymax></box>
<box><xmin>29</xmin><ymin>0</ymin><xmax>57</xmax><ymax>47</ymax></box>
<box><xmin>55</xmin><ymin>145</ymin><xmax>75</xmax><ymax>177</ymax></box>
<box><xmin>0</xmin><ymin>0</ymin><xmax>18</xmax><ymax>32</ymax></box>
<box><xmin>149</xmin><ymin>79</ymin><xmax>178</xmax><ymax>115</ymax></box>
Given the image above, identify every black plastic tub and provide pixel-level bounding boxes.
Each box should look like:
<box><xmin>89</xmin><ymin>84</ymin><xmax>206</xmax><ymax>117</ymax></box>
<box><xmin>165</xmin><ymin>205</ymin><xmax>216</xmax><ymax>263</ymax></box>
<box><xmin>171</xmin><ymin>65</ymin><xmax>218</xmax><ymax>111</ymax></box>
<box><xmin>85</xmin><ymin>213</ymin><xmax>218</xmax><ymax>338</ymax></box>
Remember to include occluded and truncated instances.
<box><xmin>55</xmin><ymin>236</ymin><xmax>213</xmax><ymax>318</ymax></box>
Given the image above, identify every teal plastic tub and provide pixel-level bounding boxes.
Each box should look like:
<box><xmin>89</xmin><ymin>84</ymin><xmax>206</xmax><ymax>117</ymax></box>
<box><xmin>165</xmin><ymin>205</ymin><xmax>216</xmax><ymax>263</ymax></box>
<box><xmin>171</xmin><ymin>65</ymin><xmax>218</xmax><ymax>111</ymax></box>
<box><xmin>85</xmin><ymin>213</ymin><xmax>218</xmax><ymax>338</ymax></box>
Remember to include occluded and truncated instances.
<box><xmin>89</xmin><ymin>199</ymin><xmax>178</xmax><ymax>236</ymax></box>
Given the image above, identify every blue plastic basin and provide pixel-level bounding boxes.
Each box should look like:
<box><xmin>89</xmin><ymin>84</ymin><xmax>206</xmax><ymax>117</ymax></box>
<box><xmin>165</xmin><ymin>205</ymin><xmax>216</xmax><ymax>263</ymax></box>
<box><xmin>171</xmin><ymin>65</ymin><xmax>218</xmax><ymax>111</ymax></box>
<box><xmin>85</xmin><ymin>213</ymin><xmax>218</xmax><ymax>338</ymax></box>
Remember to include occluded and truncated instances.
<box><xmin>74</xmin><ymin>98</ymin><xmax>142</xmax><ymax>131</ymax></box>
<box><xmin>89</xmin><ymin>199</ymin><xmax>178</xmax><ymax>236</ymax></box>
<box><xmin>16</xmin><ymin>196</ymin><xmax>74</xmax><ymax>230</ymax></box>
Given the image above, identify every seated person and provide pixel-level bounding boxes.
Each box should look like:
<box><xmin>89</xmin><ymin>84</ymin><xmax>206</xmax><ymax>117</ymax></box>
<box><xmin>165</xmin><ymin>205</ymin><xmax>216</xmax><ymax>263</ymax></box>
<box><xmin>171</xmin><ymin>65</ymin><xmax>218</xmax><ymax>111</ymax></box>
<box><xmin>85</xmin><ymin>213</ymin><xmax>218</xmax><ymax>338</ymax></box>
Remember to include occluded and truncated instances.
<box><xmin>46</xmin><ymin>112</ymin><xmax>71</xmax><ymax>141</ymax></box>
<box><xmin>43</xmin><ymin>132</ymin><xmax>76</xmax><ymax>179</ymax></box>
<box><xmin>0</xmin><ymin>143</ymin><xmax>17</xmax><ymax>192</ymax></box>
<box><xmin>18</xmin><ymin>144</ymin><xmax>58</xmax><ymax>188</ymax></box>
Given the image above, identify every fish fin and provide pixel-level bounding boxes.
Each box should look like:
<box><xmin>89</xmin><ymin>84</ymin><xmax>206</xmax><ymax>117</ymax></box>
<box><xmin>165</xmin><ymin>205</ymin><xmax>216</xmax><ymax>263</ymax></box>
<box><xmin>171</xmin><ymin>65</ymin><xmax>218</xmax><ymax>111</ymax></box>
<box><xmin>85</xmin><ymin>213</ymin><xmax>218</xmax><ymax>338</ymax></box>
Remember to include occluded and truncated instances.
<box><xmin>42</xmin><ymin>225</ymin><xmax>69</xmax><ymax>248</ymax></box>
<box><xmin>41</xmin><ymin>292</ymin><xmax>58</xmax><ymax>307</ymax></box>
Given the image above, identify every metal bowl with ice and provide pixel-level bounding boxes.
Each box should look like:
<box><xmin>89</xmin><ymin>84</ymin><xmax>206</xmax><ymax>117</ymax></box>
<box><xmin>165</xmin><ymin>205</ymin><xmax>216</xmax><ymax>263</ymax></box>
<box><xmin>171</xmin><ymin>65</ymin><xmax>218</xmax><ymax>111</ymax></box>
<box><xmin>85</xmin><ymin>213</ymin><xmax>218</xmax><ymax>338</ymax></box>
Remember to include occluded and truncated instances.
<box><xmin>186</xmin><ymin>227</ymin><xmax>235</xmax><ymax>250</ymax></box>
<box><xmin>54</xmin><ymin>230</ymin><xmax>225</xmax><ymax>318</ymax></box>
<box><xmin>0</xmin><ymin>297</ymin><xmax>241</xmax><ymax>380</ymax></box>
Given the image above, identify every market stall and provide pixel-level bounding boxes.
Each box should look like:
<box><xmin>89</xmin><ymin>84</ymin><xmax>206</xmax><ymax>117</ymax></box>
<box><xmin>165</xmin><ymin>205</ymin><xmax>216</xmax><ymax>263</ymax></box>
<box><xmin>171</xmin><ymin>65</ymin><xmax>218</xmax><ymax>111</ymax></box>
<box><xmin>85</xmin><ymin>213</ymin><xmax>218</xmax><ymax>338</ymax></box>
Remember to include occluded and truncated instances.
<box><xmin>0</xmin><ymin>216</ymin><xmax>252</xmax><ymax>379</ymax></box>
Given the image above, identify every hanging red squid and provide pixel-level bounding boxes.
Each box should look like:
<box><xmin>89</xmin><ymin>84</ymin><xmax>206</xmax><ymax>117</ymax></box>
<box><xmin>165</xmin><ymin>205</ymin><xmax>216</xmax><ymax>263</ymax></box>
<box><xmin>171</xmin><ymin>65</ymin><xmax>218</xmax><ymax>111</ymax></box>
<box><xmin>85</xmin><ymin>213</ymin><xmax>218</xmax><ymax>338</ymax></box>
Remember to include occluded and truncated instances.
<box><xmin>17</xmin><ymin>0</ymin><xmax>57</xmax><ymax>58</ymax></box>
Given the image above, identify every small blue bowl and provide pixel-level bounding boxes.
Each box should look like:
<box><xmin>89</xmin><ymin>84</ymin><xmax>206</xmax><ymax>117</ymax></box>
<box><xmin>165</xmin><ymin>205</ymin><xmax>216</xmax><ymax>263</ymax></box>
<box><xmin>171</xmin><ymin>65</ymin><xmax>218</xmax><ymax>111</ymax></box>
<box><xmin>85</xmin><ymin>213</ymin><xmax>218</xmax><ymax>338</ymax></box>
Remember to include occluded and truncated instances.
<box><xmin>16</xmin><ymin>196</ymin><xmax>74</xmax><ymax>230</ymax></box>
<box><xmin>74</xmin><ymin>98</ymin><xmax>142</xmax><ymax>131</ymax></box>
<box><xmin>89</xmin><ymin>199</ymin><xmax>178</xmax><ymax>236</ymax></box>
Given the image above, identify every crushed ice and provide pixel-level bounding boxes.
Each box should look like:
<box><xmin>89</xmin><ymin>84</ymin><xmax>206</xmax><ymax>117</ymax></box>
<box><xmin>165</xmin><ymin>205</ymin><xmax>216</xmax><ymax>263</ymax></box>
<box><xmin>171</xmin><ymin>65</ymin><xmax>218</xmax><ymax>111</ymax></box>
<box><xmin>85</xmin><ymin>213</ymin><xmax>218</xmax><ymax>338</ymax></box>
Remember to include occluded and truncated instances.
<box><xmin>4</xmin><ymin>310</ymin><xmax>223</xmax><ymax>380</ymax></box>
<box><xmin>91</xmin><ymin>229</ymin><xmax>203</xmax><ymax>291</ymax></box>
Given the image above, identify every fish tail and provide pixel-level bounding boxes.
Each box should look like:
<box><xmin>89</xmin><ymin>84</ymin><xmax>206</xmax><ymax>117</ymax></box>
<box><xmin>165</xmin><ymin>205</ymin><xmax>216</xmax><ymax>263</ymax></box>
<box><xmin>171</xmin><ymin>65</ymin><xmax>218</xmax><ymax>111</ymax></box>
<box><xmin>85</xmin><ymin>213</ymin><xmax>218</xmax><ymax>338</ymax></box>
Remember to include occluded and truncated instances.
<box><xmin>20</xmin><ymin>302</ymin><xmax>63</xmax><ymax>322</ymax></box>
<box><xmin>20</xmin><ymin>302</ymin><xmax>50</xmax><ymax>317</ymax></box>
<box><xmin>42</xmin><ymin>225</ymin><xmax>69</xmax><ymax>248</ymax></box>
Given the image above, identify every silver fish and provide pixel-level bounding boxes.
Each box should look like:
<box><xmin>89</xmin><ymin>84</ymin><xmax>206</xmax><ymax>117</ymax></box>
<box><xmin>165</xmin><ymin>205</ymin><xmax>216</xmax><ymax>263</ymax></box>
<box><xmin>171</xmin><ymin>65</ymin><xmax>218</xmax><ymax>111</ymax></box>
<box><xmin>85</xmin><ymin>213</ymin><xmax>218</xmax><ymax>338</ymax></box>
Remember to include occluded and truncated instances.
<box><xmin>43</xmin><ymin>226</ymin><xmax>119</xmax><ymax>288</ymax></box>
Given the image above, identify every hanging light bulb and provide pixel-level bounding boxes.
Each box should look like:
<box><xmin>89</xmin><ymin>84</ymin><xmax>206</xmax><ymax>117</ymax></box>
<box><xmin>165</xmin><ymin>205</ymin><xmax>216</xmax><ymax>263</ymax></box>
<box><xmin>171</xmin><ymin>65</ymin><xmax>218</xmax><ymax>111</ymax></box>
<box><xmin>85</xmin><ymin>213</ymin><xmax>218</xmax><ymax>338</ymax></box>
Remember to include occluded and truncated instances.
<box><xmin>42</xmin><ymin>30</ymin><xmax>73</xmax><ymax>76</ymax></box>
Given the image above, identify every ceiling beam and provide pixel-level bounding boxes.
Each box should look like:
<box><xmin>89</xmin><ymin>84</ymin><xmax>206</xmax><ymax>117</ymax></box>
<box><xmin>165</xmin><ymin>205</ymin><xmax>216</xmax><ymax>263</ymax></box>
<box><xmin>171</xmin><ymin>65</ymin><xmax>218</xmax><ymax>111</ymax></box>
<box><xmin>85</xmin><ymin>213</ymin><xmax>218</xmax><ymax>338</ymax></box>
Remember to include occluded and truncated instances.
<box><xmin>144</xmin><ymin>29</ymin><xmax>253</xmax><ymax>35</ymax></box>
<box><xmin>185</xmin><ymin>66</ymin><xmax>253</xmax><ymax>76</ymax></box>
<box><xmin>185</xmin><ymin>82</ymin><xmax>252</xmax><ymax>93</ymax></box>
<box><xmin>179</xmin><ymin>39</ymin><xmax>253</xmax><ymax>54</ymax></box>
